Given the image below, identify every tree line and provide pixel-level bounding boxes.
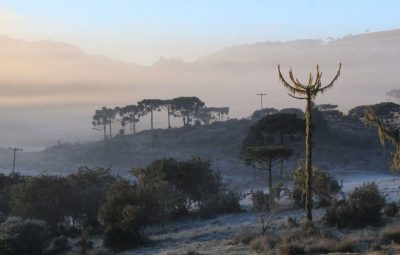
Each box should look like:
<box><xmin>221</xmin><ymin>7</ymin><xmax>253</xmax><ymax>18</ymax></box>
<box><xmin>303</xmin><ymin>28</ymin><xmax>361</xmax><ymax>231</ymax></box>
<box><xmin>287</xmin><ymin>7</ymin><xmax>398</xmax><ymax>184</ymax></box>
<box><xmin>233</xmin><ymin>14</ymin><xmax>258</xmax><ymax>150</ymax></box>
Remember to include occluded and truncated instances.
<box><xmin>92</xmin><ymin>96</ymin><xmax>230</xmax><ymax>139</ymax></box>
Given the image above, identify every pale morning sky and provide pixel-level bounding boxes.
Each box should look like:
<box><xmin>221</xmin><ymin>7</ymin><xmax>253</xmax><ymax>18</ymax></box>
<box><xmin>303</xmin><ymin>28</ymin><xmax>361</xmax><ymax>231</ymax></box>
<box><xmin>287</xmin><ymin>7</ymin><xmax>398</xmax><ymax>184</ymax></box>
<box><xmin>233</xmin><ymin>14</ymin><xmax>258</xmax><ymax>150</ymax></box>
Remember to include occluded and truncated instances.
<box><xmin>0</xmin><ymin>0</ymin><xmax>399</xmax><ymax>65</ymax></box>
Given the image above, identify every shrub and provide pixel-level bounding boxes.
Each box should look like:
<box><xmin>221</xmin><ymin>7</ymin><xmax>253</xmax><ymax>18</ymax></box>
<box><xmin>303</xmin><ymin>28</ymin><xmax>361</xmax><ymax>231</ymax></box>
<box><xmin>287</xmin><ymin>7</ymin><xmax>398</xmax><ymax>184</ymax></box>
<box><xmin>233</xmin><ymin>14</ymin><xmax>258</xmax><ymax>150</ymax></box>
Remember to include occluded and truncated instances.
<box><xmin>198</xmin><ymin>190</ymin><xmax>241</xmax><ymax>218</ymax></box>
<box><xmin>324</xmin><ymin>182</ymin><xmax>385</xmax><ymax>228</ymax></box>
<box><xmin>0</xmin><ymin>217</ymin><xmax>50</xmax><ymax>255</ymax></box>
<box><xmin>252</xmin><ymin>191</ymin><xmax>270</xmax><ymax>213</ymax></box>
<box><xmin>292</xmin><ymin>160</ymin><xmax>341</xmax><ymax>208</ymax></box>
<box><xmin>380</xmin><ymin>225</ymin><xmax>400</xmax><ymax>245</ymax></box>
<box><xmin>384</xmin><ymin>202</ymin><xmax>399</xmax><ymax>217</ymax></box>
<box><xmin>44</xmin><ymin>235</ymin><xmax>70</xmax><ymax>255</ymax></box>
<box><xmin>98</xmin><ymin>182</ymin><xmax>147</xmax><ymax>250</ymax></box>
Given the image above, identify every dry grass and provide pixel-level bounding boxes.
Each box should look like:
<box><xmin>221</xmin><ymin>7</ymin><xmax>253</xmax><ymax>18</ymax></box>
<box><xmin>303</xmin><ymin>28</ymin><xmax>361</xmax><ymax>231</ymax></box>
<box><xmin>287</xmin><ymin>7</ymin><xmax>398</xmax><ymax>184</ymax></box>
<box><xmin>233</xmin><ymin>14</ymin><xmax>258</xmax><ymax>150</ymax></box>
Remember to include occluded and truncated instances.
<box><xmin>380</xmin><ymin>224</ymin><xmax>400</xmax><ymax>245</ymax></box>
<box><xmin>234</xmin><ymin>228</ymin><xmax>259</xmax><ymax>245</ymax></box>
<box><xmin>335</xmin><ymin>238</ymin><xmax>357</xmax><ymax>253</ymax></box>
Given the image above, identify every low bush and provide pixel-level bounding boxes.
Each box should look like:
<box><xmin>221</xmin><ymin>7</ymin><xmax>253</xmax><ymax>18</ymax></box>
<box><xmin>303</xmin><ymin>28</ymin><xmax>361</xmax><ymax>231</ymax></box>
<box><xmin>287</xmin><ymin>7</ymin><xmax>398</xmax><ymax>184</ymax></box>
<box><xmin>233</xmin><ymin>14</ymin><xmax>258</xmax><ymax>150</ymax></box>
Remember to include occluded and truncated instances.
<box><xmin>324</xmin><ymin>182</ymin><xmax>385</xmax><ymax>228</ymax></box>
<box><xmin>252</xmin><ymin>191</ymin><xmax>270</xmax><ymax>213</ymax></box>
<box><xmin>44</xmin><ymin>235</ymin><xmax>70</xmax><ymax>255</ymax></box>
<box><xmin>199</xmin><ymin>190</ymin><xmax>241</xmax><ymax>218</ymax></box>
<box><xmin>0</xmin><ymin>217</ymin><xmax>51</xmax><ymax>255</ymax></box>
<box><xmin>292</xmin><ymin>160</ymin><xmax>341</xmax><ymax>208</ymax></box>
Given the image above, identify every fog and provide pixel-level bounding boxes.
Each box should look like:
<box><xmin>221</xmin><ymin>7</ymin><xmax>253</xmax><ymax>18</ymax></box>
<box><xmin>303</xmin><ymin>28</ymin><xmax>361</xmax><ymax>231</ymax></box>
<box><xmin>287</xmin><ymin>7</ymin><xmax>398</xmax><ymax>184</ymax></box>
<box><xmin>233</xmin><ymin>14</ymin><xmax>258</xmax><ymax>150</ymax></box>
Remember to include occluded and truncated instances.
<box><xmin>1</xmin><ymin>29</ymin><xmax>400</xmax><ymax>148</ymax></box>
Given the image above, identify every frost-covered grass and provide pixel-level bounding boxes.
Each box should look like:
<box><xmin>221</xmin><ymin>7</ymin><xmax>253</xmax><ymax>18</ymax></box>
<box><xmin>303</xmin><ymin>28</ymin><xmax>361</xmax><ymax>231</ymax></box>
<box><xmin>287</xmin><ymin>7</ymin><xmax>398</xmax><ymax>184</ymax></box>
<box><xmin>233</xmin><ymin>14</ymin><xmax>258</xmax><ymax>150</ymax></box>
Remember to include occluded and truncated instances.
<box><xmin>113</xmin><ymin>172</ymin><xmax>400</xmax><ymax>255</ymax></box>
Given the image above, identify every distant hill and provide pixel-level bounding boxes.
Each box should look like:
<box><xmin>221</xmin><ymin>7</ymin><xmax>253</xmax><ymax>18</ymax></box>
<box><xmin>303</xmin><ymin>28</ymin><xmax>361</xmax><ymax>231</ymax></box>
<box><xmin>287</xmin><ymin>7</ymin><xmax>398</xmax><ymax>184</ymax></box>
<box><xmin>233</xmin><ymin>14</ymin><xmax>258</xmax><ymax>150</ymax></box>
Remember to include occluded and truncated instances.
<box><xmin>0</xmin><ymin>112</ymin><xmax>391</xmax><ymax>187</ymax></box>
<box><xmin>1</xmin><ymin>30</ymin><xmax>400</xmax><ymax>147</ymax></box>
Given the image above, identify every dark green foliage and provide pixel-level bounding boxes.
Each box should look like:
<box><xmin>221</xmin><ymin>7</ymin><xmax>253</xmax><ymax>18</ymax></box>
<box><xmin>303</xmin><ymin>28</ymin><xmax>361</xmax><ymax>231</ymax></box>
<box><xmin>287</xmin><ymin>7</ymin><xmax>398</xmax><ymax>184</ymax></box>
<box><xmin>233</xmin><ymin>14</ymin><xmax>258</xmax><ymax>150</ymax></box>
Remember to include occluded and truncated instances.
<box><xmin>384</xmin><ymin>202</ymin><xmax>399</xmax><ymax>217</ymax></box>
<box><xmin>98</xmin><ymin>181</ymin><xmax>147</xmax><ymax>250</ymax></box>
<box><xmin>10</xmin><ymin>175</ymin><xmax>72</xmax><ymax>231</ymax></box>
<box><xmin>251</xmin><ymin>191</ymin><xmax>270</xmax><ymax>212</ymax></box>
<box><xmin>324</xmin><ymin>182</ymin><xmax>385</xmax><ymax>228</ymax></box>
<box><xmin>8</xmin><ymin>168</ymin><xmax>118</xmax><ymax>234</ymax></box>
<box><xmin>0</xmin><ymin>217</ymin><xmax>50</xmax><ymax>255</ymax></box>
<box><xmin>67</xmin><ymin>167</ymin><xmax>118</xmax><ymax>229</ymax></box>
<box><xmin>349</xmin><ymin>102</ymin><xmax>400</xmax><ymax>120</ymax></box>
<box><xmin>292</xmin><ymin>160</ymin><xmax>341</xmax><ymax>208</ymax></box>
<box><xmin>44</xmin><ymin>236</ymin><xmax>70</xmax><ymax>255</ymax></box>
<box><xmin>198</xmin><ymin>190</ymin><xmax>241</xmax><ymax>218</ymax></box>
<box><xmin>243</xmin><ymin>114</ymin><xmax>304</xmax><ymax>149</ymax></box>
<box><xmin>132</xmin><ymin>157</ymin><xmax>222</xmax><ymax>205</ymax></box>
<box><xmin>0</xmin><ymin>173</ymin><xmax>26</xmax><ymax>214</ymax></box>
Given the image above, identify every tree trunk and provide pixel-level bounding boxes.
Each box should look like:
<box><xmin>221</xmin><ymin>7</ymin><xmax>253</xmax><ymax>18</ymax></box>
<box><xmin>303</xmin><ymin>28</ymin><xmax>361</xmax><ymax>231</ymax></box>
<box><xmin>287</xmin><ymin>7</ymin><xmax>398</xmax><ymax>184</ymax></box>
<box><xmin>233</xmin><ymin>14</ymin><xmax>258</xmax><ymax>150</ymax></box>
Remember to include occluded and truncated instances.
<box><xmin>133</xmin><ymin>115</ymin><xmax>136</xmax><ymax>135</ymax></box>
<box><xmin>167</xmin><ymin>104</ymin><xmax>171</xmax><ymax>129</ymax></box>
<box><xmin>109</xmin><ymin>118</ymin><xmax>112</xmax><ymax>138</ymax></box>
<box><xmin>150</xmin><ymin>108</ymin><xmax>154</xmax><ymax>130</ymax></box>
<box><xmin>305</xmin><ymin>95</ymin><xmax>313</xmax><ymax>220</ymax></box>
<box><xmin>103</xmin><ymin>122</ymin><xmax>107</xmax><ymax>140</ymax></box>
<box><xmin>268</xmin><ymin>159</ymin><xmax>273</xmax><ymax>206</ymax></box>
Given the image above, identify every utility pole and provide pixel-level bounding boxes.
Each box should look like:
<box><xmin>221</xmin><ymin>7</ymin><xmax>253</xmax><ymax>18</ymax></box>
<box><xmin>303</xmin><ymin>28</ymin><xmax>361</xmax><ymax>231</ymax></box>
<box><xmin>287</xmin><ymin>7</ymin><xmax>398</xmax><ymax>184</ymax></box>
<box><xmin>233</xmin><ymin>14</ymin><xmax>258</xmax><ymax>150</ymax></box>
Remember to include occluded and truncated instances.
<box><xmin>257</xmin><ymin>93</ymin><xmax>267</xmax><ymax>115</ymax></box>
<box><xmin>9</xmin><ymin>147</ymin><xmax>23</xmax><ymax>174</ymax></box>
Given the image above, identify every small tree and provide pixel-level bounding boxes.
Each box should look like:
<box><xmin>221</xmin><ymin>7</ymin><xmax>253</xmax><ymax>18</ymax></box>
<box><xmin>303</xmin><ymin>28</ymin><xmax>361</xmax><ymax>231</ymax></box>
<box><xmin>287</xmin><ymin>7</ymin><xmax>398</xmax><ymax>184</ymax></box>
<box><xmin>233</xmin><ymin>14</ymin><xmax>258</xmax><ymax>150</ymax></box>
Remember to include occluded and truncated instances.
<box><xmin>278</xmin><ymin>63</ymin><xmax>342</xmax><ymax>220</ymax></box>
<box><xmin>244</xmin><ymin>146</ymin><xmax>293</xmax><ymax>205</ymax></box>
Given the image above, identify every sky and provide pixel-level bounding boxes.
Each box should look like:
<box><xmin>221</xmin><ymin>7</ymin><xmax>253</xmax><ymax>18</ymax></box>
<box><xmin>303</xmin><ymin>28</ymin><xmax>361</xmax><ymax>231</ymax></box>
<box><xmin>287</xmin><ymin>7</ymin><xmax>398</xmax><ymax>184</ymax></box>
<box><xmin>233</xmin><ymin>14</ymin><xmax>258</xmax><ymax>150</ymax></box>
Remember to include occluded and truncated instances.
<box><xmin>0</xmin><ymin>0</ymin><xmax>399</xmax><ymax>65</ymax></box>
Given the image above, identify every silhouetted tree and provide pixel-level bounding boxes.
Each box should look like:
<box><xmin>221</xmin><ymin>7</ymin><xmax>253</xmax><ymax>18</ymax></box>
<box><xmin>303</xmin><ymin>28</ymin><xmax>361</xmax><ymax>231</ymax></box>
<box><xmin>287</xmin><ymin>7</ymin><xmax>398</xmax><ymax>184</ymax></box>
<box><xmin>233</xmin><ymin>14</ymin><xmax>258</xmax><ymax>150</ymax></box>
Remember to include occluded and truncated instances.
<box><xmin>138</xmin><ymin>99</ymin><xmax>164</xmax><ymax>130</ymax></box>
<box><xmin>349</xmin><ymin>102</ymin><xmax>400</xmax><ymax>122</ymax></box>
<box><xmin>119</xmin><ymin>105</ymin><xmax>141</xmax><ymax>135</ymax></box>
<box><xmin>251</xmin><ymin>108</ymin><xmax>278</xmax><ymax>119</ymax></box>
<box><xmin>195</xmin><ymin>107</ymin><xmax>230</xmax><ymax>125</ymax></box>
<box><xmin>365</xmin><ymin>111</ymin><xmax>400</xmax><ymax>175</ymax></box>
<box><xmin>92</xmin><ymin>107</ymin><xmax>114</xmax><ymax>139</ymax></box>
<box><xmin>278</xmin><ymin>63</ymin><xmax>342</xmax><ymax>220</ymax></box>
<box><xmin>244</xmin><ymin>146</ymin><xmax>293</xmax><ymax>205</ymax></box>
<box><xmin>252</xmin><ymin>114</ymin><xmax>305</xmax><ymax>145</ymax></box>
<box><xmin>171</xmin><ymin>97</ymin><xmax>205</xmax><ymax>127</ymax></box>
<box><xmin>162</xmin><ymin>100</ymin><xmax>173</xmax><ymax>129</ymax></box>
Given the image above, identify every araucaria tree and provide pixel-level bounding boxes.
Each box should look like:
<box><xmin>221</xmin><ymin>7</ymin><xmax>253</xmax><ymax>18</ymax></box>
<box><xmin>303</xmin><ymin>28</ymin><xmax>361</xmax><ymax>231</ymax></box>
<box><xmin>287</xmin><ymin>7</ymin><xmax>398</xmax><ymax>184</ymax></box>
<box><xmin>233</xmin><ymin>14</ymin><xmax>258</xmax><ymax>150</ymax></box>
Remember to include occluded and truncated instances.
<box><xmin>171</xmin><ymin>97</ymin><xmax>205</xmax><ymax>127</ymax></box>
<box><xmin>278</xmin><ymin>63</ymin><xmax>342</xmax><ymax>220</ymax></box>
<box><xmin>365</xmin><ymin>111</ymin><xmax>400</xmax><ymax>175</ymax></box>
<box><xmin>92</xmin><ymin>107</ymin><xmax>116</xmax><ymax>139</ymax></box>
<box><xmin>138</xmin><ymin>99</ymin><xmax>164</xmax><ymax>130</ymax></box>
<box><xmin>119</xmin><ymin>105</ymin><xmax>141</xmax><ymax>135</ymax></box>
<box><xmin>244</xmin><ymin>146</ymin><xmax>293</xmax><ymax>205</ymax></box>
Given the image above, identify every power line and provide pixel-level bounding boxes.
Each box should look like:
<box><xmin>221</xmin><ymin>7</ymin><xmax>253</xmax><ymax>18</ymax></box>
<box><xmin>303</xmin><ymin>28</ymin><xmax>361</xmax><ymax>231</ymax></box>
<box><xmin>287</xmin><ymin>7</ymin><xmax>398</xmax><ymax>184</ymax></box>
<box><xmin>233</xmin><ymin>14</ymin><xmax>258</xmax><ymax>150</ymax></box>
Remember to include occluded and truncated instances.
<box><xmin>9</xmin><ymin>147</ymin><xmax>23</xmax><ymax>174</ymax></box>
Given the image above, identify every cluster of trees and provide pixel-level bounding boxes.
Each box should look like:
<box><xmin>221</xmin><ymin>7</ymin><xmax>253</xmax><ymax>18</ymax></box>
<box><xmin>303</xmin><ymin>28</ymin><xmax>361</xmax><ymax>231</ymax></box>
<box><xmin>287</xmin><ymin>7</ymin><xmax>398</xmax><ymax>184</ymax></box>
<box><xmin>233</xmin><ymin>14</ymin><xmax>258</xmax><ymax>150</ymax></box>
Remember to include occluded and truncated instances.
<box><xmin>92</xmin><ymin>97</ymin><xmax>230</xmax><ymax>139</ymax></box>
<box><xmin>0</xmin><ymin>158</ymin><xmax>240</xmax><ymax>253</ymax></box>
